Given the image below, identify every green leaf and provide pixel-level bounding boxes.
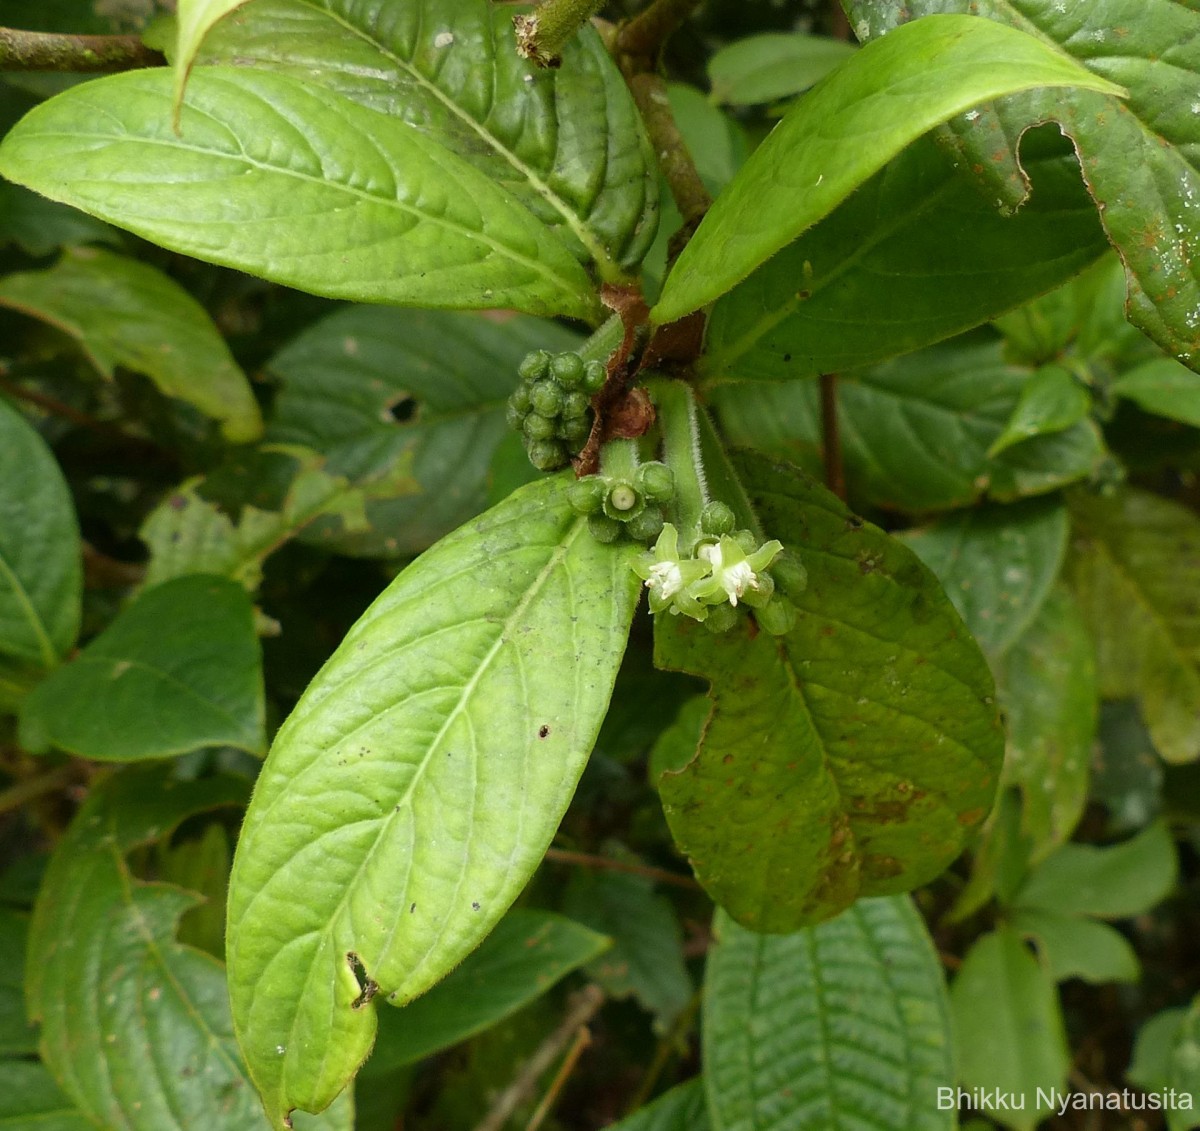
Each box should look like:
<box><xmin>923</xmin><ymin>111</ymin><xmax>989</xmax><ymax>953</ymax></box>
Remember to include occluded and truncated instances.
<box><xmin>604</xmin><ymin>1079</ymin><xmax>710</xmax><ymax>1131</ymax></box>
<box><xmin>902</xmin><ymin>497</ymin><xmax>1068</xmax><ymax>660</ymax></box>
<box><xmin>649</xmin><ymin>696</ymin><xmax>710</xmax><ymax>781</ymax></box>
<box><xmin>159</xmin><ymin>822</ymin><xmax>232</xmax><ymax>959</ymax></box>
<box><xmin>846</xmin><ymin>0</ymin><xmax>1200</xmax><ymax>372</ymax></box>
<box><xmin>1013</xmin><ymin>820</ymin><xmax>1177</xmax><ymax>920</ymax></box>
<box><xmin>266</xmin><ymin>306</ymin><xmax>580</xmax><ymax>557</ymax></box>
<box><xmin>26</xmin><ymin>766</ymin><xmax>355</xmax><ymax>1131</ymax></box>
<box><xmin>363</xmin><ymin>909</ymin><xmax>608</xmax><ymax>1073</ymax></box>
<box><xmin>705</xmin><ymin>899</ymin><xmax>954</xmax><ymax>1130</ymax></box>
<box><xmin>707</xmin><ymin>32</ymin><xmax>857</xmax><ymax>105</ymax></box>
<box><xmin>19</xmin><ymin>575</ymin><xmax>265</xmax><ymax>761</ymax></box>
<box><xmin>0</xmin><ymin>68</ymin><xmax>598</xmax><ymax>321</ymax></box>
<box><xmin>0</xmin><ymin>399</ymin><xmax>81</xmax><ymax>671</ymax></box>
<box><xmin>713</xmin><ymin>341</ymin><xmax>1104</xmax><ymax>515</ymax></box>
<box><xmin>1128</xmin><ymin>1007</ymin><xmax>1188</xmax><ymax>1092</ymax></box>
<box><xmin>987</xmin><ymin>365</ymin><xmax>1091</xmax><ymax>458</ymax></box>
<box><xmin>1067</xmin><ymin>487</ymin><xmax>1200</xmax><ymax>763</ymax></box>
<box><xmin>0</xmin><ymin>247</ymin><xmax>262</xmax><ymax>443</ymax></box>
<box><xmin>0</xmin><ymin>182</ymin><xmax>119</xmax><ymax>256</ymax></box>
<box><xmin>698</xmin><ymin>128</ymin><xmax>1107</xmax><ymax>382</ymax></box>
<box><xmin>226</xmin><ymin>475</ymin><xmax>640</xmax><ymax>1128</ymax></box>
<box><xmin>1011</xmin><ymin>909</ymin><xmax>1139</xmax><ymax>984</ymax></box>
<box><xmin>563</xmin><ymin>870</ymin><xmax>693</xmax><ymax>1031</ymax></box>
<box><xmin>1168</xmin><ymin>1001</ymin><xmax>1200</xmax><ymax>1131</ymax></box>
<box><xmin>174</xmin><ymin>0</ymin><xmax>249</xmax><ymax>107</ymax></box>
<box><xmin>192</xmin><ymin>0</ymin><xmax>658</xmax><ymax>279</ymax></box>
<box><xmin>656</xmin><ymin>453</ymin><xmax>1003</xmax><ymax>931</ymax></box>
<box><xmin>0</xmin><ymin>1061</ymin><xmax>91</xmax><ymax>1131</ymax></box>
<box><xmin>1110</xmin><ymin>358</ymin><xmax>1200</xmax><ymax>429</ymax></box>
<box><xmin>950</xmin><ymin>928</ymin><xmax>1068</xmax><ymax>1131</ymax></box>
<box><xmin>653</xmin><ymin>13</ymin><xmax>1123</xmax><ymax>323</ymax></box>
<box><xmin>0</xmin><ymin>907</ymin><xmax>36</xmax><ymax>1055</ymax></box>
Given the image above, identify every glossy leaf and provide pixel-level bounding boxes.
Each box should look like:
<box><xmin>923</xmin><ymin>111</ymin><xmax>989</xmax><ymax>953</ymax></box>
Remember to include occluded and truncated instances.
<box><xmin>1067</xmin><ymin>487</ymin><xmax>1200</xmax><ymax>763</ymax></box>
<box><xmin>0</xmin><ymin>1061</ymin><xmax>91</xmax><ymax>1131</ymax></box>
<box><xmin>713</xmin><ymin>341</ymin><xmax>1105</xmax><ymax>515</ymax></box>
<box><xmin>1014</xmin><ymin>820</ymin><xmax>1177</xmax><ymax>920</ymax></box>
<box><xmin>26</xmin><ymin>766</ymin><xmax>353</xmax><ymax>1131</ymax></box>
<box><xmin>847</xmin><ymin>0</ymin><xmax>1200</xmax><ymax>371</ymax></box>
<box><xmin>987</xmin><ymin>365</ymin><xmax>1091</xmax><ymax>458</ymax></box>
<box><xmin>0</xmin><ymin>398</ymin><xmax>81</xmax><ymax>671</ymax></box>
<box><xmin>0</xmin><ymin>247</ymin><xmax>261</xmax><ymax>442</ymax></box>
<box><xmin>1011</xmin><ymin>909</ymin><xmax>1139</xmax><ymax>984</ymax></box>
<box><xmin>193</xmin><ymin>0</ymin><xmax>658</xmax><ymax>277</ymax></box>
<box><xmin>226</xmin><ymin>475</ymin><xmax>640</xmax><ymax>1128</ymax></box>
<box><xmin>653</xmin><ymin>13</ymin><xmax>1122</xmax><ymax>323</ymax></box>
<box><xmin>266</xmin><ymin>307</ymin><xmax>580</xmax><ymax>556</ymax></box>
<box><xmin>1110</xmin><ymin>358</ymin><xmax>1200</xmax><ymax>429</ymax></box>
<box><xmin>364</xmin><ymin>909</ymin><xmax>608</xmax><ymax>1072</ymax></box>
<box><xmin>605</xmin><ymin>1078</ymin><xmax>710</xmax><ymax>1131</ymax></box>
<box><xmin>656</xmin><ymin>453</ymin><xmax>1003</xmax><ymax>930</ymax></box>
<box><xmin>699</xmin><ymin>130</ymin><xmax>1108</xmax><ymax>383</ymax></box>
<box><xmin>707</xmin><ymin>33</ymin><xmax>857</xmax><ymax>105</ymax></box>
<box><xmin>705</xmin><ymin>899</ymin><xmax>954</xmax><ymax>1131</ymax></box>
<box><xmin>902</xmin><ymin>497</ymin><xmax>1068</xmax><ymax>660</ymax></box>
<box><xmin>0</xmin><ymin>68</ymin><xmax>598</xmax><ymax>321</ymax></box>
<box><xmin>950</xmin><ymin>928</ymin><xmax>1068</xmax><ymax>1131</ymax></box>
<box><xmin>19</xmin><ymin>575</ymin><xmax>265</xmax><ymax>761</ymax></box>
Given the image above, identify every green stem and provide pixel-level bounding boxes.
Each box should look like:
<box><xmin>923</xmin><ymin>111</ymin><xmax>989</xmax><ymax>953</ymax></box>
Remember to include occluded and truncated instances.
<box><xmin>0</xmin><ymin>27</ymin><xmax>163</xmax><ymax>71</ymax></box>
<box><xmin>577</xmin><ymin>314</ymin><xmax>624</xmax><ymax>365</ymax></box>
<box><xmin>598</xmin><ymin>437</ymin><xmax>640</xmax><ymax>480</ymax></box>
<box><xmin>650</xmin><ymin>378</ymin><xmax>708</xmax><ymax>551</ymax></box>
<box><xmin>513</xmin><ymin>0</ymin><xmax>604</xmax><ymax>66</ymax></box>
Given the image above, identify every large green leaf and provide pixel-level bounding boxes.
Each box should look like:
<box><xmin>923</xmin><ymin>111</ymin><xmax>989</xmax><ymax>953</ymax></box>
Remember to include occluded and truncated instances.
<box><xmin>226</xmin><ymin>475</ymin><xmax>640</xmax><ymax>1128</ymax></box>
<box><xmin>0</xmin><ymin>399</ymin><xmax>81</xmax><ymax>672</ymax></box>
<box><xmin>704</xmin><ymin>899</ymin><xmax>954</xmax><ymax>1131</ymax></box>
<box><xmin>0</xmin><ymin>1061</ymin><xmax>91</xmax><ymax>1131</ymax></box>
<box><xmin>19</xmin><ymin>575</ymin><xmax>265</xmax><ymax>760</ymax></box>
<box><xmin>363</xmin><ymin>909</ymin><xmax>608</xmax><ymax>1072</ymax></box>
<box><xmin>0</xmin><ymin>68</ymin><xmax>598</xmax><ymax>321</ymax></box>
<box><xmin>656</xmin><ymin>453</ymin><xmax>1003</xmax><ymax>931</ymax></box>
<box><xmin>191</xmin><ymin>0</ymin><xmax>658</xmax><ymax>278</ymax></box>
<box><xmin>847</xmin><ymin>0</ymin><xmax>1200</xmax><ymax>372</ymax></box>
<box><xmin>713</xmin><ymin>341</ymin><xmax>1105</xmax><ymax>515</ymax></box>
<box><xmin>0</xmin><ymin>247</ymin><xmax>261</xmax><ymax>442</ymax></box>
<box><xmin>653</xmin><ymin>13</ymin><xmax>1122</xmax><ymax>323</ymax></box>
<box><xmin>266</xmin><ymin>307</ymin><xmax>580</xmax><ymax>556</ymax></box>
<box><xmin>707</xmin><ymin>32</ymin><xmax>857</xmax><ymax>106</ymax></box>
<box><xmin>1011</xmin><ymin>909</ymin><xmax>1139</xmax><ymax>984</ymax></box>
<box><xmin>1067</xmin><ymin>487</ymin><xmax>1200</xmax><ymax>763</ymax></box>
<box><xmin>699</xmin><ymin>130</ymin><xmax>1107</xmax><ymax>383</ymax></box>
<box><xmin>604</xmin><ymin>1079</ymin><xmax>710</xmax><ymax>1131</ymax></box>
<box><xmin>26</xmin><ymin>767</ymin><xmax>352</xmax><ymax>1131</ymax></box>
<box><xmin>1110</xmin><ymin>357</ymin><xmax>1200</xmax><ymax>429</ymax></box>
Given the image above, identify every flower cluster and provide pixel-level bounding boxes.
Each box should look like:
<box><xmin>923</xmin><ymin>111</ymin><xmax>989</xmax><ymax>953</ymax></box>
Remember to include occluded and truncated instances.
<box><xmin>566</xmin><ymin>461</ymin><xmax>676</xmax><ymax>544</ymax></box>
<box><xmin>507</xmin><ymin>349</ymin><xmax>607</xmax><ymax>471</ymax></box>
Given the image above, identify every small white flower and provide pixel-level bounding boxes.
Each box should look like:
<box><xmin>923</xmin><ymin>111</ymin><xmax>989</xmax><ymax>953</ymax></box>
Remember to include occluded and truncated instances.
<box><xmin>720</xmin><ymin>560</ymin><xmax>757</xmax><ymax>606</ymax></box>
<box><xmin>646</xmin><ymin>559</ymin><xmax>685</xmax><ymax>600</ymax></box>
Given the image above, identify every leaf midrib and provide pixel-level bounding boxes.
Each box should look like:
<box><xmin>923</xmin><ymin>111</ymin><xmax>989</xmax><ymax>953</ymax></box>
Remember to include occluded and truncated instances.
<box><xmin>0</xmin><ymin>546</ymin><xmax>56</xmax><ymax>668</ymax></box>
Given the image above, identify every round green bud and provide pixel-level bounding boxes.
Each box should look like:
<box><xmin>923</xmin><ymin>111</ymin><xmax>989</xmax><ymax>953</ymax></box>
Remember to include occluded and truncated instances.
<box><xmin>510</xmin><ymin>383</ymin><xmax>532</xmax><ymax>413</ymax></box>
<box><xmin>734</xmin><ymin>529</ymin><xmax>758</xmax><ymax>554</ymax></box>
<box><xmin>561</xmin><ymin>390</ymin><xmax>591</xmax><ymax>419</ymax></box>
<box><xmin>700</xmin><ymin>501</ymin><xmax>736</xmax><ymax>536</ymax></box>
<box><xmin>625</xmin><ymin>504</ymin><xmax>664</xmax><ymax>543</ymax></box>
<box><xmin>588</xmin><ymin>512</ymin><xmax>622</xmax><ymax>543</ymax></box>
<box><xmin>636</xmin><ymin>462</ymin><xmax>675</xmax><ymax>503</ymax></box>
<box><xmin>518</xmin><ymin>350</ymin><xmax>552</xmax><ymax>381</ymax></box>
<box><xmin>771</xmin><ymin>552</ymin><xmax>808</xmax><ymax>597</ymax></box>
<box><xmin>550</xmin><ymin>352</ymin><xmax>586</xmax><ymax>387</ymax></box>
<box><xmin>582</xmin><ymin>359</ymin><xmax>607</xmax><ymax>393</ymax></box>
<box><xmin>567</xmin><ymin>476</ymin><xmax>607</xmax><ymax>514</ymax></box>
<box><xmin>741</xmin><ymin>570</ymin><xmax>775</xmax><ymax>609</ymax></box>
<box><xmin>504</xmin><ymin>400</ymin><xmax>528</xmax><ymax>431</ymax></box>
<box><xmin>530</xmin><ymin>379</ymin><xmax>564</xmax><ymax>417</ymax></box>
<box><xmin>755</xmin><ymin>596</ymin><xmax>797</xmax><ymax>636</ymax></box>
<box><xmin>704</xmin><ymin>603</ymin><xmax>739</xmax><ymax>634</ymax></box>
<box><xmin>526</xmin><ymin>439</ymin><xmax>568</xmax><ymax>471</ymax></box>
<box><xmin>523</xmin><ymin>412</ymin><xmax>558</xmax><ymax>441</ymax></box>
<box><xmin>560</xmin><ymin>414</ymin><xmax>592</xmax><ymax>444</ymax></box>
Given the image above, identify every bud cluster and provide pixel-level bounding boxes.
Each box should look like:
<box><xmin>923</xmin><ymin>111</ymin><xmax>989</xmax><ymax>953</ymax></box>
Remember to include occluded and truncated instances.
<box><xmin>507</xmin><ymin>349</ymin><xmax>607</xmax><ymax>471</ymax></box>
<box><xmin>566</xmin><ymin>461</ymin><xmax>676</xmax><ymax>545</ymax></box>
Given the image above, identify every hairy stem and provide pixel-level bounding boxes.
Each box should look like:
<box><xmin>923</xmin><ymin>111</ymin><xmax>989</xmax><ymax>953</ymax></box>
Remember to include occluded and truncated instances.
<box><xmin>0</xmin><ymin>27</ymin><xmax>163</xmax><ymax>71</ymax></box>
<box><xmin>513</xmin><ymin>0</ymin><xmax>604</xmax><ymax>66</ymax></box>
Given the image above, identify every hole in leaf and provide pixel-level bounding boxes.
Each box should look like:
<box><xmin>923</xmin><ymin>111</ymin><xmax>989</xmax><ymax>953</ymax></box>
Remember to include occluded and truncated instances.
<box><xmin>346</xmin><ymin>951</ymin><xmax>379</xmax><ymax>1009</ymax></box>
<box><xmin>538</xmin><ymin>725</ymin><xmax>550</xmax><ymax>738</ymax></box>
<box><xmin>389</xmin><ymin>396</ymin><xmax>417</xmax><ymax>423</ymax></box>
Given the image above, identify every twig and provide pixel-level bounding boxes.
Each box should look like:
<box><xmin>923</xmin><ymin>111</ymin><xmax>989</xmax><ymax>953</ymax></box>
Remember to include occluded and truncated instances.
<box><xmin>0</xmin><ymin>27</ymin><xmax>163</xmax><ymax>71</ymax></box>
<box><xmin>525</xmin><ymin>1023</ymin><xmax>592</xmax><ymax>1131</ymax></box>
<box><xmin>0</xmin><ymin>375</ymin><xmax>110</xmax><ymax>434</ymax></box>
<box><xmin>513</xmin><ymin>0</ymin><xmax>604</xmax><ymax>66</ymax></box>
<box><xmin>819</xmin><ymin>373</ymin><xmax>846</xmax><ymax>501</ymax></box>
<box><xmin>616</xmin><ymin>0</ymin><xmax>703</xmax><ymax>59</ymax></box>
<box><xmin>625</xmin><ymin>987</ymin><xmax>702</xmax><ymax>1114</ymax></box>
<box><xmin>0</xmin><ymin>763</ymin><xmax>79</xmax><ymax>817</ymax></box>
<box><xmin>474</xmin><ymin>985</ymin><xmax>606</xmax><ymax>1131</ymax></box>
<box><xmin>542</xmin><ymin>847</ymin><xmax>700</xmax><ymax>891</ymax></box>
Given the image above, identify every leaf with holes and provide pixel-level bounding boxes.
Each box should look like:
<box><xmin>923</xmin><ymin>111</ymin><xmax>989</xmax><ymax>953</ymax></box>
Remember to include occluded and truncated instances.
<box><xmin>655</xmin><ymin>453</ymin><xmax>1003</xmax><ymax>931</ymax></box>
<box><xmin>225</xmin><ymin>475</ymin><xmax>640</xmax><ymax>1128</ymax></box>
<box><xmin>705</xmin><ymin>899</ymin><xmax>954</xmax><ymax>1130</ymax></box>
<box><xmin>191</xmin><ymin>0</ymin><xmax>658</xmax><ymax>278</ymax></box>
<box><xmin>26</xmin><ymin>766</ymin><xmax>353</xmax><ymax>1131</ymax></box>
<box><xmin>847</xmin><ymin>0</ymin><xmax>1200</xmax><ymax>371</ymax></box>
<box><xmin>0</xmin><ymin>69</ymin><xmax>597</xmax><ymax>320</ymax></box>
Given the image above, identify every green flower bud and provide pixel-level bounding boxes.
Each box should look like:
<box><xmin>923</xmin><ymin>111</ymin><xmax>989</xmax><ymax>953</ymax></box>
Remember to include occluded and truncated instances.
<box><xmin>771</xmin><ymin>552</ymin><xmax>808</xmax><ymax>597</ymax></box>
<box><xmin>530</xmin><ymin>379</ymin><xmax>564</xmax><ymax>416</ymax></box>
<box><xmin>602</xmin><ymin>481</ymin><xmax>645</xmax><ymax>521</ymax></box>
<box><xmin>703</xmin><ymin>603</ymin><xmax>739</xmax><ymax>634</ymax></box>
<box><xmin>560</xmin><ymin>414</ymin><xmax>592</xmax><ymax>444</ymax></box>
<box><xmin>567</xmin><ymin>476</ymin><xmax>607</xmax><ymax>514</ymax></box>
<box><xmin>733</xmin><ymin>529</ymin><xmax>758</xmax><ymax>554</ymax></box>
<box><xmin>755</xmin><ymin>596</ymin><xmax>797</xmax><ymax>636</ymax></box>
<box><xmin>636</xmin><ymin>461</ymin><xmax>675</xmax><ymax>503</ymax></box>
<box><xmin>550</xmin><ymin>352</ymin><xmax>586</xmax><ymax>387</ymax></box>
<box><xmin>504</xmin><ymin>400</ymin><xmax>528</xmax><ymax>431</ymax></box>
<box><xmin>700</xmin><ymin>501</ymin><xmax>736</xmax><ymax>536</ymax></box>
<box><xmin>518</xmin><ymin>350</ymin><xmax>552</xmax><ymax>381</ymax></box>
<box><xmin>588</xmin><ymin>512</ymin><xmax>622</xmax><ymax>543</ymax></box>
<box><xmin>583</xmin><ymin>359</ymin><xmax>607</xmax><ymax>393</ymax></box>
<box><xmin>625</xmin><ymin>504</ymin><xmax>664</xmax><ymax>543</ymax></box>
<box><xmin>524</xmin><ymin>412</ymin><xmax>558</xmax><ymax>441</ymax></box>
<box><xmin>510</xmin><ymin>383</ymin><xmax>532</xmax><ymax>413</ymax></box>
<box><xmin>561</xmin><ymin>390</ymin><xmax>591</xmax><ymax>419</ymax></box>
<box><xmin>740</xmin><ymin>570</ymin><xmax>775</xmax><ymax>609</ymax></box>
<box><xmin>526</xmin><ymin>439</ymin><xmax>569</xmax><ymax>471</ymax></box>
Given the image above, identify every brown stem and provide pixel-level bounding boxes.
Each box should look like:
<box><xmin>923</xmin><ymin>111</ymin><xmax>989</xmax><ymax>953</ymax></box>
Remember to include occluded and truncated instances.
<box><xmin>542</xmin><ymin>846</ymin><xmax>700</xmax><ymax>890</ymax></box>
<box><xmin>828</xmin><ymin>0</ymin><xmax>853</xmax><ymax>41</ymax></box>
<box><xmin>0</xmin><ymin>27</ymin><xmax>163</xmax><ymax>71</ymax></box>
<box><xmin>0</xmin><ymin>763</ymin><xmax>79</xmax><ymax>817</ymax></box>
<box><xmin>525</xmin><ymin>1024</ymin><xmax>592</xmax><ymax>1131</ymax></box>
<box><xmin>0</xmin><ymin>375</ymin><xmax>109</xmax><ymax>433</ymax></box>
<box><xmin>616</xmin><ymin>0</ymin><xmax>703</xmax><ymax>59</ymax></box>
<box><xmin>819</xmin><ymin>373</ymin><xmax>846</xmax><ymax>501</ymax></box>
